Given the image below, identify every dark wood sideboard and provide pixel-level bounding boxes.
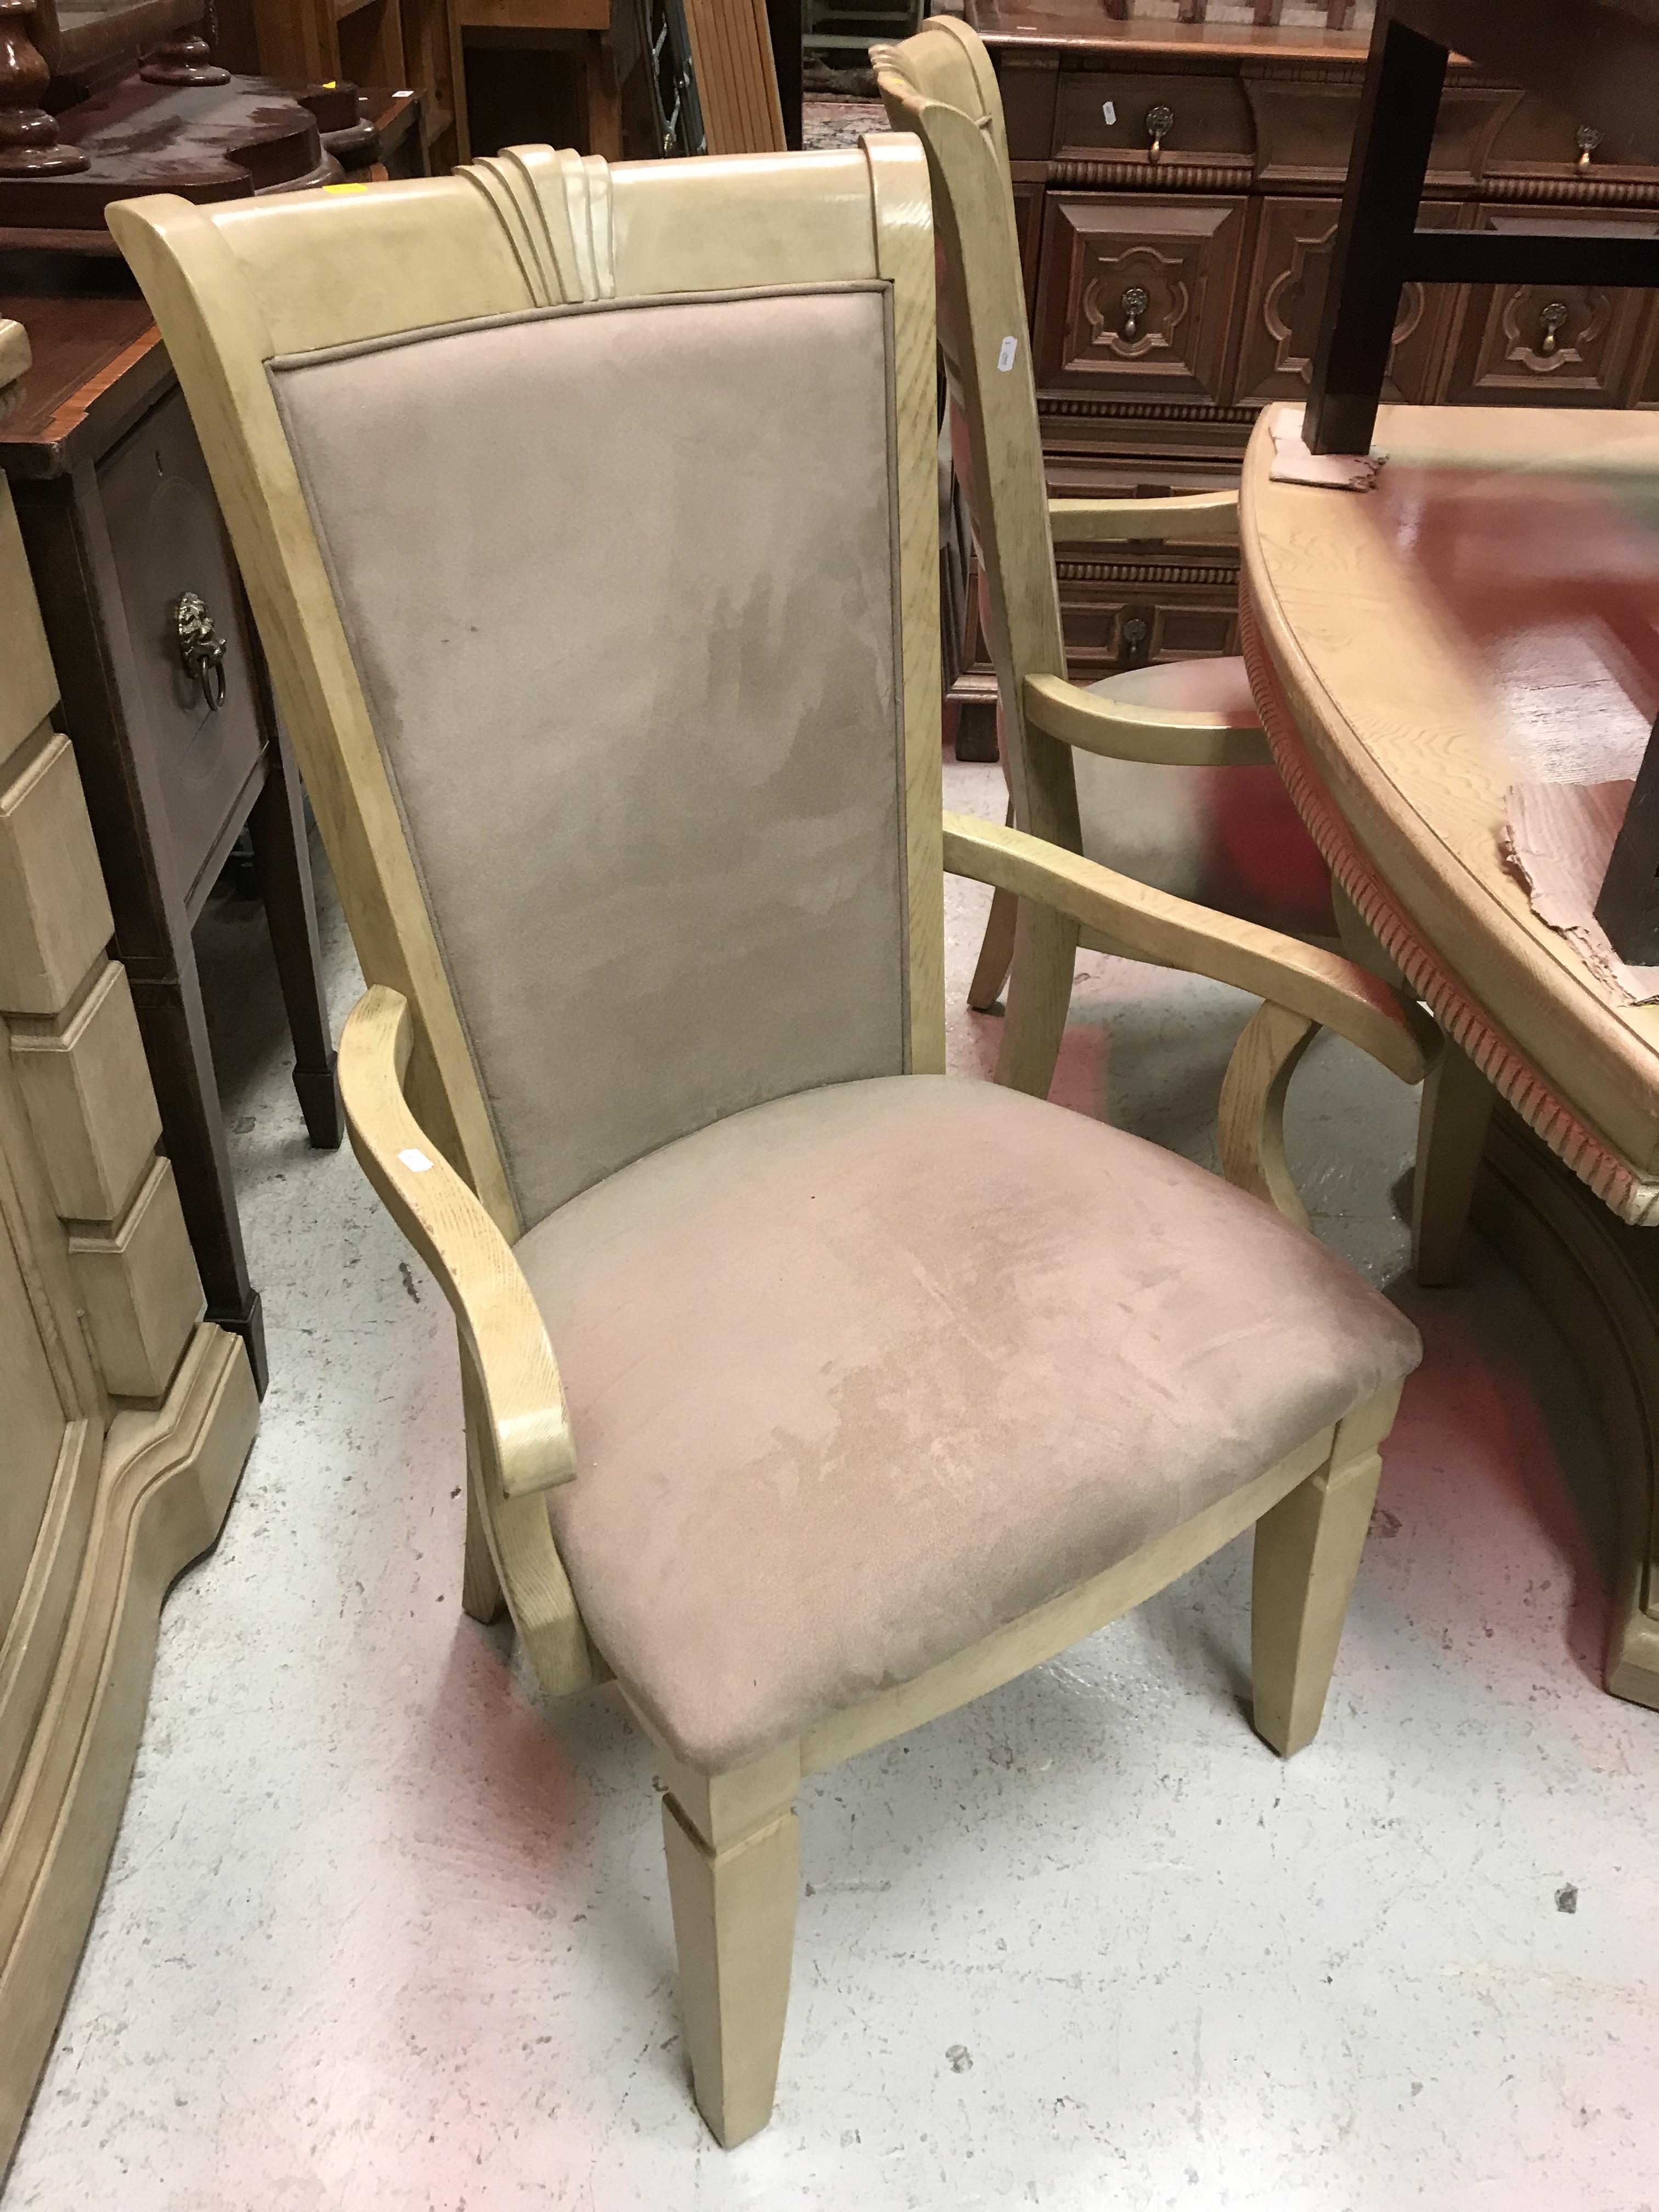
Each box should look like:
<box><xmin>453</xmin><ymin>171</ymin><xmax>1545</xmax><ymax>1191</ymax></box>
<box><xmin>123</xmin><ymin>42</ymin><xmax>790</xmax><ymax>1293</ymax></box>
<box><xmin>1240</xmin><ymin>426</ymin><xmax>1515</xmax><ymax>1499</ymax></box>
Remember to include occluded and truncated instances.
<box><xmin>957</xmin><ymin>0</ymin><xmax>1659</xmax><ymax>725</ymax></box>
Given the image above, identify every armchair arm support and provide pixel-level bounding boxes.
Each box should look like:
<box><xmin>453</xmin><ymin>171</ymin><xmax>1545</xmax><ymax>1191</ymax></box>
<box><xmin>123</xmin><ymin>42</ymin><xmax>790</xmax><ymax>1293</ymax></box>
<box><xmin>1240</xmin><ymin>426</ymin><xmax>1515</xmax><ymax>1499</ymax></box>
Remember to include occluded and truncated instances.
<box><xmin>1024</xmin><ymin>672</ymin><xmax>1271</xmax><ymax>769</ymax></box>
<box><xmin>942</xmin><ymin>811</ymin><xmax>1427</xmax><ymax>1086</ymax></box>
<box><xmin>340</xmin><ymin>985</ymin><xmax>577</xmax><ymax>1500</ymax></box>
<box><xmin>1048</xmin><ymin>490</ymin><xmax>1240</xmax><ymax>546</ymax></box>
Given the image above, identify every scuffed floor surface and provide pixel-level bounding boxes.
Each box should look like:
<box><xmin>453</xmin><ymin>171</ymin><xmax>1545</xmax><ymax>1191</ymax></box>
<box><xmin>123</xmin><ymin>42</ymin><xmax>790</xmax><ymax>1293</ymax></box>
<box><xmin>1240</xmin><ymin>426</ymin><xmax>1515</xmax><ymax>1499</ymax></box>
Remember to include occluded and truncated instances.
<box><xmin>7</xmin><ymin>761</ymin><xmax>1656</xmax><ymax>2211</ymax></box>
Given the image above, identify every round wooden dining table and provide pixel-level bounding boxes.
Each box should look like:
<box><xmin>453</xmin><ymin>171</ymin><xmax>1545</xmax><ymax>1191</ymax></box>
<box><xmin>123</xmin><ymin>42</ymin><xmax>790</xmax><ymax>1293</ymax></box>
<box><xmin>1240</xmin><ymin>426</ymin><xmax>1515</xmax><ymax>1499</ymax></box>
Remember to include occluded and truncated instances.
<box><xmin>1239</xmin><ymin>399</ymin><xmax>1659</xmax><ymax>1711</ymax></box>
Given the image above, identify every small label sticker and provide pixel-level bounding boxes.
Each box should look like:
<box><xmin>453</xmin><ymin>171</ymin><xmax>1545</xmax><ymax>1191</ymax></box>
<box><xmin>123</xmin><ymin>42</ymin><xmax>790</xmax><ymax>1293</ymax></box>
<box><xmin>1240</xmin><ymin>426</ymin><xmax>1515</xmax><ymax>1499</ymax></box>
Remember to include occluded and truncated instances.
<box><xmin>398</xmin><ymin>1148</ymin><xmax>434</xmax><ymax>1173</ymax></box>
<box><xmin>997</xmin><ymin>335</ymin><xmax>1018</xmax><ymax>371</ymax></box>
<box><xmin>1102</xmin><ymin>99</ymin><xmax>1116</xmax><ymax>126</ymax></box>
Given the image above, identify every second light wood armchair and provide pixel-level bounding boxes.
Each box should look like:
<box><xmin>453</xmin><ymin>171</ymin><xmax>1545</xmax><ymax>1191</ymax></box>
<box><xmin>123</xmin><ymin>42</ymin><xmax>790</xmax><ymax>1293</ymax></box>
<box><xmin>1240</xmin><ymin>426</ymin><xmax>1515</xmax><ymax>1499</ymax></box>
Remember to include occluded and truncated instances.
<box><xmin>877</xmin><ymin>19</ymin><xmax>1339</xmax><ymax>1092</ymax></box>
<box><xmin>112</xmin><ymin>142</ymin><xmax>1424</xmax><ymax>2148</ymax></box>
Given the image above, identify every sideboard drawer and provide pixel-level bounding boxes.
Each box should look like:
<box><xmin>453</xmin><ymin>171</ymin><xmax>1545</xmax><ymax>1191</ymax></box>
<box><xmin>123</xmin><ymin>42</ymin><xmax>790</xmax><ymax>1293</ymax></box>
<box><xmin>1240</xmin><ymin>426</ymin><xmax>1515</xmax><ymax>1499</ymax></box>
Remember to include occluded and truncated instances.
<box><xmin>1442</xmin><ymin>207</ymin><xmax>1659</xmax><ymax>406</ymax></box>
<box><xmin>1053</xmin><ymin>579</ymin><xmax>1239</xmax><ymax>687</ymax></box>
<box><xmin>1486</xmin><ymin>89</ymin><xmax>1628</xmax><ymax>178</ymax></box>
<box><xmin>1033</xmin><ymin>193</ymin><xmax>1248</xmax><ymax>407</ymax></box>
<box><xmin>97</xmin><ymin>391</ymin><xmax>269</xmax><ymax>919</ymax></box>
<box><xmin>1054</xmin><ymin>67</ymin><xmax>1252</xmax><ymax>168</ymax></box>
<box><xmin>1234</xmin><ymin>195</ymin><xmax>1458</xmax><ymax>407</ymax></box>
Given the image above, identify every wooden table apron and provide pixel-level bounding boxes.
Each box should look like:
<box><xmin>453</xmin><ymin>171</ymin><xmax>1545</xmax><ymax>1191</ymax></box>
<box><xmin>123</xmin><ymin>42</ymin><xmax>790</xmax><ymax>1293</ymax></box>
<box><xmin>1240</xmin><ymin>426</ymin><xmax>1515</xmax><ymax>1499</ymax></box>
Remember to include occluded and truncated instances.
<box><xmin>1238</xmin><ymin>404</ymin><xmax>1659</xmax><ymax>1709</ymax></box>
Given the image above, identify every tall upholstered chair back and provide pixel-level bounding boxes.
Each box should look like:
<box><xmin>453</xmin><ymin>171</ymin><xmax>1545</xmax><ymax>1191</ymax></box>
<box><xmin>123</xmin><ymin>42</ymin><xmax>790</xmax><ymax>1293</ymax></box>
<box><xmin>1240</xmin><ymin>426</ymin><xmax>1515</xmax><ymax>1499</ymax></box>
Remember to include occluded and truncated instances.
<box><xmin>109</xmin><ymin>148</ymin><xmax>942</xmax><ymax>1244</ymax></box>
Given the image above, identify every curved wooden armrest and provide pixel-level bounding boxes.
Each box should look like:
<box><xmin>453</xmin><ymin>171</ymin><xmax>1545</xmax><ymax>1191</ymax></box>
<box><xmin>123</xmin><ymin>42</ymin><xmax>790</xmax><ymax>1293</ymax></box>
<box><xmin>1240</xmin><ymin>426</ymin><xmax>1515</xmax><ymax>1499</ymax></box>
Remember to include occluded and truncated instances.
<box><xmin>339</xmin><ymin>985</ymin><xmax>576</xmax><ymax>1500</ymax></box>
<box><xmin>1024</xmin><ymin>672</ymin><xmax>1271</xmax><ymax>769</ymax></box>
<box><xmin>1048</xmin><ymin>490</ymin><xmax>1239</xmax><ymax>546</ymax></box>
<box><xmin>941</xmin><ymin>811</ymin><xmax>1427</xmax><ymax>1085</ymax></box>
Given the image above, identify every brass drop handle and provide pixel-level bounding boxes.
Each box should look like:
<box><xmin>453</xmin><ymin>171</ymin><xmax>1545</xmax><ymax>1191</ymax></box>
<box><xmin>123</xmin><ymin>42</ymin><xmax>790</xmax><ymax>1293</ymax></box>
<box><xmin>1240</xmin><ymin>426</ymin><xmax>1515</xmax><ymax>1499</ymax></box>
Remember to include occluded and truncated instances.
<box><xmin>1539</xmin><ymin>300</ymin><xmax>1569</xmax><ymax>357</ymax></box>
<box><xmin>1121</xmin><ymin>614</ymin><xmax>1150</xmax><ymax>666</ymax></box>
<box><xmin>1577</xmin><ymin>124</ymin><xmax>1603</xmax><ymax>170</ymax></box>
<box><xmin>1120</xmin><ymin>284</ymin><xmax>1149</xmax><ymax>343</ymax></box>
<box><xmin>174</xmin><ymin>590</ymin><xmax>228</xmax><ymax>712</ymax></box>
<box><xmin>1146</xmin><ymin>103</ymin><xmax>1173</xmax><ymax>162</ymax></box>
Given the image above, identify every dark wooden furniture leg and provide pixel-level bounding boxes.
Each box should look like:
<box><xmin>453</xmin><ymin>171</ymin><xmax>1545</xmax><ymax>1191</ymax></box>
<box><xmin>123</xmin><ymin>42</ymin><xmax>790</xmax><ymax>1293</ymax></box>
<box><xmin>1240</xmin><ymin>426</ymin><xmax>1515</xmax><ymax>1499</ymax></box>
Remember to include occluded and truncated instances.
<box><xmin>249</xmin><ymin>725</ymin><xmax>343</xmax><ymax>1152</ymax></box>
<box><xmin>245</xmin><ymin>618</ymin><xmax>342</xmax><ymax>1150</ymax></box>
<box><xmin>1305</xmin><ymin>9</ymin><xmax>1447</xmax><ymax>456</ymax></box>
<box><xmin>131</xmin><ymin>960</ymin><xmax>268</xmax><ymax>1394</ymax></box>
<box><xmin>765</xmin><ymin>0</ymin><xmax>801</xmax><ymax>150</ymax></box>
<box><xmin>1595</xmin><ymin>709</ymin><xmax>1659</xmax><ymax>962</ymax></box>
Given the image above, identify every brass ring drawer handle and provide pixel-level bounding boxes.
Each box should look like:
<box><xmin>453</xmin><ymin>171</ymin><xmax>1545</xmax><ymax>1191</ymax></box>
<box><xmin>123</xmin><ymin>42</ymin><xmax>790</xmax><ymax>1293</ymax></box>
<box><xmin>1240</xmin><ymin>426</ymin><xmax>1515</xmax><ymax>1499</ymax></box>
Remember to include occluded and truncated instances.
<box><xmin>174</xmin><ymin>591</ymin><xmax>228</xmax><ymax>712</ymax></box>
<box><xmin>1577</xmin><ymin>125</ymin><xmax>1603</xmax><ymax>169</ymax></box>
<box><xmin>1539</xmin><ymin>300</ymin><xmax>1570</xmax><ymax>357</ymax></box>
<box><xmin>1121</xmin><ymin>284</ymin><xmax>1149</xmax><ymax>343</ymax></box>
<box><xmin>1146</xmin><ymin>103</ymin><xmax>1173</xmax><ymax>162</ymax></box>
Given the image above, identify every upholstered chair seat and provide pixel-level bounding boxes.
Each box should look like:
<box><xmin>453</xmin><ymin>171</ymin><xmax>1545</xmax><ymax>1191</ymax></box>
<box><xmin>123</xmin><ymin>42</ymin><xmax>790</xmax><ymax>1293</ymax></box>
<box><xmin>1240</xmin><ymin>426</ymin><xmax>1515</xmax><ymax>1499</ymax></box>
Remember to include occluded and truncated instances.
<box><xmin>520</xmin><ymin>1073</ymin><xmax>1418</xmax><ymax>1774</ymax></box>
<box><xmin>1076</xmin><ymin>661</ymin><xmax>1336</xmax><ymax>937</ymax></box>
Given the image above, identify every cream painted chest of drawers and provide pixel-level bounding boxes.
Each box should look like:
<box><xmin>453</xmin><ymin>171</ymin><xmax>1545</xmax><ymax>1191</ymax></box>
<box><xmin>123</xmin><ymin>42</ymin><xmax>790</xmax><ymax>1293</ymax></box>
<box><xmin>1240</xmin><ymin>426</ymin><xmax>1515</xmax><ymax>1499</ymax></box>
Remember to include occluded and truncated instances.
<box><xmin>0</xmin><ymin>318</ymin><xmax>258</xmax><ymax>2181</ymax></box>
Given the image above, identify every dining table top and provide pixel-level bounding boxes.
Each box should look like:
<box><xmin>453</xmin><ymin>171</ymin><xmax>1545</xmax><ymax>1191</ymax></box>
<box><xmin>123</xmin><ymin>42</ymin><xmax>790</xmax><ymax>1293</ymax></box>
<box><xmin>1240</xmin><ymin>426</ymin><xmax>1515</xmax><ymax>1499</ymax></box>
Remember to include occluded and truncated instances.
<box><xmin>1239</xmin><ymin>400</ymin><xmax>1659</xmax><ymax>1221</ymax></box>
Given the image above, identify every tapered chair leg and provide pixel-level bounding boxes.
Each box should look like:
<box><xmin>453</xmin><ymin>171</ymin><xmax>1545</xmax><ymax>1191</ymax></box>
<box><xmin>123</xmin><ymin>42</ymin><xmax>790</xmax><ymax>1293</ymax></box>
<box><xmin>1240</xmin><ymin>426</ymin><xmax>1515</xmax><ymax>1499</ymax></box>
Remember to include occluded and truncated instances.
<box><xmin>461</xmin><ymin>1474</ymin><xmax>506</xmax><ymax>1622</ymax></box>
<box><xmin>969</xmin><ymin>800</ymin><xmax>1018</xmax><ymax>1011</ymax></box>
<box><xmin>969</xmin><ymin>885</ymin><xmax>1018</xmax><ymax>1011</ymax></box>
<box><xmin>1251</xmin><ymin>1384</ymin><xmax>1402</xmax><ymax>1757</ymax></box>
<box><xmin>995</xmin><ymin>900</ymin><xmax>1080</xmax><ymax>1098</ymax></box>
<box><xmin>663</xmin><ymin>1790</ymin><xmax>799</xmax><ymax>2147</ymax></box>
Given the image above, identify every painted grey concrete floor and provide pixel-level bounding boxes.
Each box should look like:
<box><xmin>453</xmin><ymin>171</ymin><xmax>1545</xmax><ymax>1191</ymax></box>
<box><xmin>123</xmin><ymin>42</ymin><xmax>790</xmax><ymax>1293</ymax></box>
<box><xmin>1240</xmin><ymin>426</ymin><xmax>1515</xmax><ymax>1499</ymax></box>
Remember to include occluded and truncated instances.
<box><xmin>7</xmin><ymin>760</ymin><xmax>1657</xmax><ymax>2211</ymax></box>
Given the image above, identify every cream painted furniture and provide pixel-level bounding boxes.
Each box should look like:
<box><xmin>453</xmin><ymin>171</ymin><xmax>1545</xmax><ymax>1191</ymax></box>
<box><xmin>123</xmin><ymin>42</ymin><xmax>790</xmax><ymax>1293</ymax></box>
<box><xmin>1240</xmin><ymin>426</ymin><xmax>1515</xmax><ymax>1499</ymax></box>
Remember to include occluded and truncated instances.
<box><xmin>877</xmin><ymin>19</ymin><xmax>1336</xmax><ymax>1092</ymax></box>
<box><xmin>1240</xmin><ymin>397</ymin><xmax>1659</xmax><ymax>1710</ymax></box>
<box><xmin>112</xmin><ymin>146</ymin><xmax>1425</xmax><ymax>2146</ymax></box>
<box><xmin>0</xmin><ymin>318</ymin><xmax>259</xmax><ymax>2179</ymax></box>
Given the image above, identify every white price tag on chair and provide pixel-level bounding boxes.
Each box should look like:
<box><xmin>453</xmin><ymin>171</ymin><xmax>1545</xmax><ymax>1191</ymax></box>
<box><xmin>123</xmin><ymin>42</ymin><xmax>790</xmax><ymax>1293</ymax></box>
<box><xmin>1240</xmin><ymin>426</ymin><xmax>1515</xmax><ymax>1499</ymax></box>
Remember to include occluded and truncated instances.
<box><xmin>1103</xmin><ymin>100</ymin><xmax>1116</xmax><ymax>125</ymax></box>
<box><xmin>997</xmin><ymin>335</ymin><xmax>1018</xmax><ymax>371</ymax></box>
<box><xmin>398</xmin><ymin>1148</ymin><xmax>433</xmax><ymax>1173</ymax></box>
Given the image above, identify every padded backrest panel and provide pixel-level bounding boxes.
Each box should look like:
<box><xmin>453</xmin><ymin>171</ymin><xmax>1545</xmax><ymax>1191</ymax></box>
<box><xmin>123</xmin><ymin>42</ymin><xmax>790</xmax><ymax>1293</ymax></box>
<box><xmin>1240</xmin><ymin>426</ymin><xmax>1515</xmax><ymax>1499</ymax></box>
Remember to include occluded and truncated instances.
<box><xmin>270</xmin><ymin>284</ymin><xmax>908</xmax><ymax>1227</ymax></box>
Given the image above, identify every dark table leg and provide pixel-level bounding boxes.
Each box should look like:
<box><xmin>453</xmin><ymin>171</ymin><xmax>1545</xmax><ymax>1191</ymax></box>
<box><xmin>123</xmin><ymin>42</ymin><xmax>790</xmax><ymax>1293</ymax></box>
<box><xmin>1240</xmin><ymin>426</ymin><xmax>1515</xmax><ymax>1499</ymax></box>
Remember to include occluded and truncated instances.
<box><xmin>766</xmin><ymin>0</ymin><xmax>802</xmax><ymax>150</ymax></box>
<box><xmin>129</xmin><ymin>962</ymin><xmax>269</xmax><ymax>1396</ymax></box>
<box><xmin>248</xmin><ymin>727</ymin><xmax>343</xmax><ymax>1153</ymax></box>
<box><xmin>1305</xmin><ymin>10</ymin><xmax>1447</xmax><ymax>456</ymax></box>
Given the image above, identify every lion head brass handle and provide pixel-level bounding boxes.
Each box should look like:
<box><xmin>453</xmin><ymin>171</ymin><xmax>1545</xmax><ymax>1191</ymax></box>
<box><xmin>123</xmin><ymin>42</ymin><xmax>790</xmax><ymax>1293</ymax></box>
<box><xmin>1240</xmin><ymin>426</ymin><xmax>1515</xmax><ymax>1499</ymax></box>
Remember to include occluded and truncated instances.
<box><xmin>174</xmin><ymin>590</ymin><xmax>228</xmax><ymax>712</ymax></box>
<box><xmin>1145</xmin><ymin>103</ymin><xmax>1173</xmax><ymax>162</ymax></box>
<box><xmin>1120</xmin><ymin>284</ymin><xmax>1150</xmax><ymax>344</ymax></box>
<box><xmin>1577</xmin><ymin>124</ymin><xmax>1603</xmax><ymax>170</ymax></box>
<box><xmin>1539</xmin><ymin>300</ymin><xmax>1570</xmax><ymax>357</ymax></box>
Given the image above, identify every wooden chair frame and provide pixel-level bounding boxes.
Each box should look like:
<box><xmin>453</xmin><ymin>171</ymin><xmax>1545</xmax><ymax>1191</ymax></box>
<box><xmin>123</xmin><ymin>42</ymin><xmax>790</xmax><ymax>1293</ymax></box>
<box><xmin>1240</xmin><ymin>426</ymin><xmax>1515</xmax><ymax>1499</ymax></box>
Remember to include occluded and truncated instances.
<box><xmin>876</xmin><ymin>21</ymin><xmax>1336</xmax><ymax>1073</ymax></box>
<box><xmin>112</xmin><ymin>146</ymin><xmax>1423</xmax><ymax>2147</ymax></box>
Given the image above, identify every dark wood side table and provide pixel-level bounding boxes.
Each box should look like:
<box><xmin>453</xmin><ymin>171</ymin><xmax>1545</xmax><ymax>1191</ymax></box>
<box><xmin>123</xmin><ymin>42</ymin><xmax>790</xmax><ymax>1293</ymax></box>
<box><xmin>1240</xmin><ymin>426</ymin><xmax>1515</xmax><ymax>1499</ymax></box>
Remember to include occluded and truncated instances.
<box><xmin>0</xmin><ymin>273</ymin><xmax>346</xmax><ymax>1396</ymax></box>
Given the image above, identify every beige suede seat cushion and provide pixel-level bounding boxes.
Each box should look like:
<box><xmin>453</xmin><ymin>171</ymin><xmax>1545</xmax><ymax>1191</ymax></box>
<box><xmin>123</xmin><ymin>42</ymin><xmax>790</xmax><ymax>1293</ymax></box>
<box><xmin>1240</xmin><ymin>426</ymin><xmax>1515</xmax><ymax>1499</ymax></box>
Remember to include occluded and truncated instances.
<box><xmin>517</xmin><ymin>1075</ymin><xmax>1420</xmax><ymax>1774</ymax></box>
<box><xmin>1074</xmin><ymin>657</ymin><xmax>1336</xmax><ymax>937</ymax></box>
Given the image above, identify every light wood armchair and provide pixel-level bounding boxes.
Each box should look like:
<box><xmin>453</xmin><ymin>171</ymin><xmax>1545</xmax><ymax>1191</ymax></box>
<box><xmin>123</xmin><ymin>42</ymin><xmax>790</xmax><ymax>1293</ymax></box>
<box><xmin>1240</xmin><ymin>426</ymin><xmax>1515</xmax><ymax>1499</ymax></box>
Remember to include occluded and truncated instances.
<box><xmin>113</xmin><ymin>144</ymin><xmax>1423</xmax><ymax>2149</ymax></box>
<box><xmin>876</xmin><ymin>19</ymin><xmax>1340</xmax><ymax>1091</ymax></box>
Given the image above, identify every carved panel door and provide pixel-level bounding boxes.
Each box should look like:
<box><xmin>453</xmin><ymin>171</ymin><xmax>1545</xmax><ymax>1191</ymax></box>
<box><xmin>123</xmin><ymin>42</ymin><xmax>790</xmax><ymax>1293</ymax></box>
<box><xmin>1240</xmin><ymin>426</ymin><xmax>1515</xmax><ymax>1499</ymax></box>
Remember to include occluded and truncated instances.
<box><xmin>1032</xmin><ymin>193</ymin><xmax>1247</xmax><ymax>405</ymax></box>
<box><xmin>1443</xmin><ymin>208</ymin><xmax>1659</xmax><ymax>407</ymax></box>
<box><xmin>1234</xmin><ymin>196</ymin><xmax>1459</xmax><ymax>408</ymax></box>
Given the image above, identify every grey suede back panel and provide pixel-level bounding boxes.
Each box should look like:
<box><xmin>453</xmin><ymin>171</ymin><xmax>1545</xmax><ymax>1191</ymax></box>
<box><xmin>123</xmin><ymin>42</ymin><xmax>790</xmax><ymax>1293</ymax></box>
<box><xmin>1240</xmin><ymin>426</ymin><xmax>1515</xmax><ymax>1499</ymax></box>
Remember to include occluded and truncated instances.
<box><xmin>270</xmin><ymin>286</ymin><xmax>907</xmax><ymax>1227</ymax></box>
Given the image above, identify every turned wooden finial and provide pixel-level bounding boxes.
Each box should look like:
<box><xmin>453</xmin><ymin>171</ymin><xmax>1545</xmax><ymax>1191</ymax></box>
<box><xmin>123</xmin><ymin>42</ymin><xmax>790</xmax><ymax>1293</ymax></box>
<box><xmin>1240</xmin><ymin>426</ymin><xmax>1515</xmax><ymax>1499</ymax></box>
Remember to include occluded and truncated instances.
<box><xmin>140</xmin><ymin>20</ymin><xmax>230</xmax><ymax>86</ymax></box>
<box><xmin>0</xmin><ymin>0</ymin><xmax>88</xmax><ymax>174</ymax></box>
